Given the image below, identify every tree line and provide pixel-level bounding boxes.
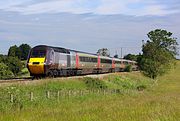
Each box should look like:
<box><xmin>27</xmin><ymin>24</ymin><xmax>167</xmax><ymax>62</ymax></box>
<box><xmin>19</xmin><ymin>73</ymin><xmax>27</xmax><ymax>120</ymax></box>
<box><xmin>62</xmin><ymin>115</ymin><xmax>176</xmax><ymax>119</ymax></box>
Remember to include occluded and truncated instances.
<box><xmin>0</xmin><ymin>44</ymin><xmax>31</xmax><ymax>79</ymax></box>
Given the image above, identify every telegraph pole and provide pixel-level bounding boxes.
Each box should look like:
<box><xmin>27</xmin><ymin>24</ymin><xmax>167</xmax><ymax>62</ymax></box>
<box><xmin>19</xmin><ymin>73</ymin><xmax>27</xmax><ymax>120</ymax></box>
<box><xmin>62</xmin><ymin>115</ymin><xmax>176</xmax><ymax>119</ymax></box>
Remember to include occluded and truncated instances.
<box><xmin>121</xmin><ymin>47</ymin><xmax>123</xmax><ymax>58</ymax></box>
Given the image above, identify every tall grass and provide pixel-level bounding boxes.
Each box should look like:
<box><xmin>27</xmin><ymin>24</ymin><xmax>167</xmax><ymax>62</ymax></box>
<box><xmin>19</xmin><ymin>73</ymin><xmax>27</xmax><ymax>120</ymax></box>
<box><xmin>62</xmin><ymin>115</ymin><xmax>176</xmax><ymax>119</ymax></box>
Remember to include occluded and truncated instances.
<box><xmin>0</xmin><ymin>62</ymin><xmax>180</xmax><ymax>121</ymax></box>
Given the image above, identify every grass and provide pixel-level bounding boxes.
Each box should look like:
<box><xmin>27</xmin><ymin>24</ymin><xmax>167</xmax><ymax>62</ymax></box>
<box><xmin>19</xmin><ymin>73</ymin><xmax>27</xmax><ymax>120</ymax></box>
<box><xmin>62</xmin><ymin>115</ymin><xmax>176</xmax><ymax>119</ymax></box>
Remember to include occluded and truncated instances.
<box><xmin>0</xmin><ymin>61</ymin><xmax>180</xmax><ymax>121</ymax></box>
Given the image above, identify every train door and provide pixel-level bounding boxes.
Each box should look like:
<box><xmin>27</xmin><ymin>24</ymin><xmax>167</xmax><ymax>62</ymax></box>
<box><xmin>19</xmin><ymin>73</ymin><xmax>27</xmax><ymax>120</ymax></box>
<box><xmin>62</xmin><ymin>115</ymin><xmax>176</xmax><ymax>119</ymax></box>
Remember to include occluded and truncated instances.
<box><xmin>50</xmin><ymin>50</ymin><xmax>55</xmax><ymax>65</ymax></box>
<box><xmin>67</xmin><ymin>54</ymin><xmax>71</xmax><ymax>68</ymax></box>
<box><xmin>46</xmin><ymin>49</ymin><xmax>55</xmax><ymax>65</ymax></box>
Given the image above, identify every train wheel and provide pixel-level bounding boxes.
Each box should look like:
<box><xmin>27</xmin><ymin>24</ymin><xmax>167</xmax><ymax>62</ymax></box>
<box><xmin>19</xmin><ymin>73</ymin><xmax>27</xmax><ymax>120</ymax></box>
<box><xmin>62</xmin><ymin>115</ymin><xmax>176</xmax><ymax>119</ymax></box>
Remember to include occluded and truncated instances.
<box><xmin>53</xmin><ymin>70</ymin><xmax>58</xmax><ymax>78</ymax></box>
<box><xmin>48</xmin><ymin>71</ymin><xmax>54</xmax><ymax>78</ymax></box>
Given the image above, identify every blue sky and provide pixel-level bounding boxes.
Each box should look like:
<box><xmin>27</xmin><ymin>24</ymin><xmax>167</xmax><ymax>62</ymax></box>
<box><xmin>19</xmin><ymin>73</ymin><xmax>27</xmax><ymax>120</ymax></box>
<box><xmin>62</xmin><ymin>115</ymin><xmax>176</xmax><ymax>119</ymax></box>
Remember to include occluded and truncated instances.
<box><xmin>0</xmin><ymin>0</ymin><xmax>180</xmax><ymax>58</ymax></box>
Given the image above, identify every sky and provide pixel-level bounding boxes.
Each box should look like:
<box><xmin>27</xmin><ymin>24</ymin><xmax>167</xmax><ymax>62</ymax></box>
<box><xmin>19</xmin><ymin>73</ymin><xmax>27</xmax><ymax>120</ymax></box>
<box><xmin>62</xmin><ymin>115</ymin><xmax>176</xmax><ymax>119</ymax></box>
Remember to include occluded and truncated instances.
<box><xmin>0</xmin><ymin>0</ymin><xmax>180</xmax><ymax>58</ymax></box>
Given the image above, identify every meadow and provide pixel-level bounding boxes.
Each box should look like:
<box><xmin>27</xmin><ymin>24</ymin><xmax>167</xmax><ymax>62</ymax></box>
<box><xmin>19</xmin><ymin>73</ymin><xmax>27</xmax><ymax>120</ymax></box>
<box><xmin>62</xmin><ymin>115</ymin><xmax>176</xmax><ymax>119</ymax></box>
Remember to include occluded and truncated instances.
<box><xmin>0</xmin><ymin>61</ymin><xmax>179</xmax><ymax>121</ymax></box>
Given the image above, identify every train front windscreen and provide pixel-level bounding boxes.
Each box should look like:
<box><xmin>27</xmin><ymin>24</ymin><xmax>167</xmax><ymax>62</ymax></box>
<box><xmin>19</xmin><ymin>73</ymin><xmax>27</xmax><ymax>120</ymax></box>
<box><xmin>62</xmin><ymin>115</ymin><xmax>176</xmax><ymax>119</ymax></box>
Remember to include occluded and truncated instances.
<box><xmin>30</xmin><ymin>49</ymin><xmax>46</xmax><ymax>58</ymax></box>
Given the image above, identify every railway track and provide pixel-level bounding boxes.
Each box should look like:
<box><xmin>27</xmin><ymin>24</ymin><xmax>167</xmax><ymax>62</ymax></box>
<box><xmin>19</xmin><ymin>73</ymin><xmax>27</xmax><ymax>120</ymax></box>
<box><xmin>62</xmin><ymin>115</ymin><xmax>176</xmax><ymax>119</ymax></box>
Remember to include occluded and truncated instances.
<box><xmin>0</xmin><ymin>77</ymin><xmax>32</xmax><ymax>84</ymax></box>
<box><xmin>0</xmin><ymin>73</ymin><xmax>111</xmax><ymax>84</ymax></box>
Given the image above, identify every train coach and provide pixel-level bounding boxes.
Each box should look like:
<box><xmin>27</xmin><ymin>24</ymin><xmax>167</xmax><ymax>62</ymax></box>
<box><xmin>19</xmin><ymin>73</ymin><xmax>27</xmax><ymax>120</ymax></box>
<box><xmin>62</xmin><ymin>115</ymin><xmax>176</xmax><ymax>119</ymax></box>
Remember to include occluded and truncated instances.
<box><xmin>27</xmin><ymin>45</ymin><xmax>138</xmax><ymax>78</ymax></box>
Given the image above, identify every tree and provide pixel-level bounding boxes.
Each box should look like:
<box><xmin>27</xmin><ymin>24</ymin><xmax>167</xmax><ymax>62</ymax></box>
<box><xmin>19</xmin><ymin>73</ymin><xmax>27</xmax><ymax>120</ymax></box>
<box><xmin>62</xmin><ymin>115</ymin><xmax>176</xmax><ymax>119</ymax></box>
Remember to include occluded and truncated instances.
<box><xmin>19</xmin><ymin>44</ymin><xmax>31</xmax><ymax>60</ymax></box>
<box><xmin>114</xmin><ymin>54</ymin><xmax>118</xmax><ymax>58</ymax></box>
<box><xmin>8</xmin><ymin>45</ymin><xmax>21</xmax><ymax>59</ymax></box>
<box><xmin>8</xmin><ymin>44</ymin><xmax>31</xmax><ymax>60</ymax></box>
<box><xmin>140</xmin><ymin>29</ymin><xmax>178</xmax><ymax>79</ymax></box>
<box><xmin>97</xmin><ymin>48</ymin><xmax>110</xmax><ymax>57</ymax></box>
<box><xmin>123</xmin><ymin>54</ymin><xmax>138</xmax><ymax>61</ymax></box>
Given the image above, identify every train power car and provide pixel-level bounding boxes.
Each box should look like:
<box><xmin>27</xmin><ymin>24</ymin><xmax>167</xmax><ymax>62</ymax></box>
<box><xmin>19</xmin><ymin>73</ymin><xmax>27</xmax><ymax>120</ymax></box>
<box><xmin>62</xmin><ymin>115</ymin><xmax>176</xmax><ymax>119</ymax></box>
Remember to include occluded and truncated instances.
<box><xmin>27</xmin><ymin>45</ymin><xmax>138</xmax><ymax>78</ymax></box>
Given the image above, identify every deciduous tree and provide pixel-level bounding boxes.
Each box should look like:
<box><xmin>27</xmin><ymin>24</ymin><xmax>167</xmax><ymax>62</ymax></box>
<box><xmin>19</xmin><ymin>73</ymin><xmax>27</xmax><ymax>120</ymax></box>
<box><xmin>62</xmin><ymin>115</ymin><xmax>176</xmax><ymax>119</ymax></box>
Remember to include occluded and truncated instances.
<box><xmin>97</xmin><ymin>48</ymin><xmax>110</xmax><ymax>57</ymax></box>
<box><xmin>141</xmin><ymin>29</ymin><xmax>178</xmax><ymax>79</ymax></box>
<box><xmin>19</xmin><ymin>44</ymin><xmax>31</xmax><ymax>60</ymax></box>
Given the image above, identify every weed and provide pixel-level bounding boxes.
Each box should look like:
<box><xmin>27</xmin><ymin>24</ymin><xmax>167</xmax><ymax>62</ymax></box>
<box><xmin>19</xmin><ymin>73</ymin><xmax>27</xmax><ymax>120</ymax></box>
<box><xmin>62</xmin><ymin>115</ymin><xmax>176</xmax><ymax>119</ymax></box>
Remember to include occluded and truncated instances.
<box><xmin>83</xmin><ymin>77</ymin><xmax>107</xmax><ymax>89</ymax></box>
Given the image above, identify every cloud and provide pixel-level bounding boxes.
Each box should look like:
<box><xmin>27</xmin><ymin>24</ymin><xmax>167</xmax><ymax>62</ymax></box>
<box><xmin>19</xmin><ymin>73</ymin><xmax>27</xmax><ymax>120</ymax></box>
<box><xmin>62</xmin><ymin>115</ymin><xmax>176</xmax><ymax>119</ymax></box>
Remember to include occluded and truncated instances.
<box><xmin>0</xmin><ymin>11</ymin><xmax>180</xmax><ymax>57</ymax></box>
<box><xmin>0</xmin><ymin>1</ymin><xmax>179</xmax><ymax>58</ymax></box>
<box><xmin>0</xmin><ymin>0</ymin><xmax>179</xmax><ymax>16</ymax></box>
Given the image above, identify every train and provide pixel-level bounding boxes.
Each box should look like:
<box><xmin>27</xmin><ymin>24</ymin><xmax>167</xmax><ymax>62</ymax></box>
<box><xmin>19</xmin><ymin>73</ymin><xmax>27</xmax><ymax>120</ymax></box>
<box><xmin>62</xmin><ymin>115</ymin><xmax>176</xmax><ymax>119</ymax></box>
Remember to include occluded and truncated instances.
<box><xmin>27</xmin><ymin>45</ymin><xmax>138</xmax><ymax>78</ymax></box>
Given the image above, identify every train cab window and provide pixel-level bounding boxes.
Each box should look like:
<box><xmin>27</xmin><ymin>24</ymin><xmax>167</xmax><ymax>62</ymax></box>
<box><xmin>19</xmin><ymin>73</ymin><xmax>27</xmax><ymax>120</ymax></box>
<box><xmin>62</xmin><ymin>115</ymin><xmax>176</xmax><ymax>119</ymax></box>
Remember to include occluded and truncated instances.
<box><xmin>31</xmin><ymin>49</ymin><xmax>46</xmax><ymax>58</ymax></box>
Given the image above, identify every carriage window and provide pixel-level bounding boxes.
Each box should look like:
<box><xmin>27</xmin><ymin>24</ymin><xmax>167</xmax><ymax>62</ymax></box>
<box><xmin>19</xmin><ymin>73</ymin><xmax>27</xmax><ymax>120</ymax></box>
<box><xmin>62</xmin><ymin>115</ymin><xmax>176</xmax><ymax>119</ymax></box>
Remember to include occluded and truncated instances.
<box><xmin>80</xmin><ymin>56</ymin><xmax>97</xmax><ymax>62</ymax></box>
<box><xmin>101</xmin><ymin>59</ymin><xmax>112</xmax><ymax>63</ymax></box>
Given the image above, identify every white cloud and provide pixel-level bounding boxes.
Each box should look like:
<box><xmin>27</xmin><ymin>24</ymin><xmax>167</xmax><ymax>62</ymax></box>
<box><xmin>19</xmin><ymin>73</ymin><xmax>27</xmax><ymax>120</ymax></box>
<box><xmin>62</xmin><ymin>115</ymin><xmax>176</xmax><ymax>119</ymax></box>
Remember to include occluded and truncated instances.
<box><xmin>1</xmin><ymin>0</ymin><xmax>180</xmax><ymax>16</ymax></box>
<box><xmin>95</xmin><ymin>0</ymin><xmax>141</xmax><ymax>15</ymax></box>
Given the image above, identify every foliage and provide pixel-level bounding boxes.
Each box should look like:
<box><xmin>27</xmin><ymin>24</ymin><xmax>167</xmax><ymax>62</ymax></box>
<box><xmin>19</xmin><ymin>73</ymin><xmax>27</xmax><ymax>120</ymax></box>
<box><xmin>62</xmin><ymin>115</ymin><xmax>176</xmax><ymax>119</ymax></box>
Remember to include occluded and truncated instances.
<box><xmin>114</xmin><ymin>54</ymin><xmax>118</xmax><ymax>58</ymax></box>
<box><xmin>83</xmin><ymin>77</ymin><xmax>107</xmax><ymax>89</ymax></box>
<box><xmin>97</xmin><ymin>48</ymin><xmax>110</xmax><ymax>57</ymax></box>
<box><xmin>124</xmin><ymin>64</ymin><xmax>132</xmax><ymax>72</ymax></box>
<box><xmin>6</xmin><ymin>57</ymin><xmax>23</xmax><ymax>76</ymax></box>
<box><xmin>0</xmin><ymin>63</ymin><xmax>14</xmax><ymax>79</ymax></box>
<box><xmin>8</xmin><ymin>44</ymin><xmax>31</xmax><ymax>60</ymax></box>
<box><xmin>8</xmin><ymin>45</ymin><xmax>21</xmax><ymax>59</ymax></box>
<box><xmin>140</xmin><ymin>29</ymin><xmax>178</xmax><ymax>79</ymax></box>
<box><xmin>19</xmin><ymin>44</ymin><xmax>31</xmax><ymax>60</ymax></box>
<box><xmin>0</xmin><ymin>55</ymin><xmax>22</xmax><ymax>76</ymax></box>
<box><xmin>123</xmin><ymin>54</ymin><xmax>139</xmax><ymax>61</ymax></box>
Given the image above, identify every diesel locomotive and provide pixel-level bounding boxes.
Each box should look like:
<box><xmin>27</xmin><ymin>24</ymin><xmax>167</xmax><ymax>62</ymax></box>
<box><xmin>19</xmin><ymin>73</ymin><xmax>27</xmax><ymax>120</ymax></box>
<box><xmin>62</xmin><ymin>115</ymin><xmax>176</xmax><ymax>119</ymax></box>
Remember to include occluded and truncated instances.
<box><xmin>27</xmin><ymin>45</ymin><xmax>137</xmax><ymax>78</ymax></box>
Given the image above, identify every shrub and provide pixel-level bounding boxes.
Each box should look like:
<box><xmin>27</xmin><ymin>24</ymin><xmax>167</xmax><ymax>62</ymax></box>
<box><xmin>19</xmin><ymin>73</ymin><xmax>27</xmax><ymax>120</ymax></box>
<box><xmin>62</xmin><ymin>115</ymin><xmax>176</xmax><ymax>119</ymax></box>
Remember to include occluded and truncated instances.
<box><xmin>0</xmin><ymin>63</ymin><xmax>14</xmax><ymax>79</ymax></box>
<box><xmin>112</xmin><ymin>76</ymin><xmax>136</xmax><ymax>89</ymax></box>
<box><xmin>0</xmin><ymin>55</ymin><xmax>23</xmax><ymax>76</ymax></box>
<box><xmin>6</xmin><ymin>57</ymin><xmax>23</xmax><ymax>76</ymax></box>
<box><xmin>124</xmin><ymin>65</ymin><xmax>132</xmax><ymax>72</ymax></box>
<box><xmin>83</xmin><ymin>77</ymin><xmax>107</xmax><ymax>89</ymax></box>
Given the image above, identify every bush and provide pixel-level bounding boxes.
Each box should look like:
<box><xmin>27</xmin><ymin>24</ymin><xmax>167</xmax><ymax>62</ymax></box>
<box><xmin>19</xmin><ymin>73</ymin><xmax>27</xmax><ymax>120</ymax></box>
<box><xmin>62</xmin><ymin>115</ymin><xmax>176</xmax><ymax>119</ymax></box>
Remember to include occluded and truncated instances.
<box><xmin>124</xmin><ymin>65</ymin><xmax>132</xmax><ymax>72</ymax></box>
<box><xmin>112</xmin><ymin>76</ymin><xmax>136</xmax><ymax>89</ymax></box>
<box><xmin>0</xmin><ymin>63</ymin><xmax>14</xmax><ymax>79</ymax></box>
<box><xmin>83</xmin><ymin>77</ymin><xmax>107</xmax><ymax>89</ymax></box>
<box><xmin>0</xmin><ymin>55</ymin><xmax>22</xmax><ymax>76</ymax></box>
<box><xmin>6</xmin><ymin>57</ymin><xmax>23</xmax><ymax>76</ymax></box>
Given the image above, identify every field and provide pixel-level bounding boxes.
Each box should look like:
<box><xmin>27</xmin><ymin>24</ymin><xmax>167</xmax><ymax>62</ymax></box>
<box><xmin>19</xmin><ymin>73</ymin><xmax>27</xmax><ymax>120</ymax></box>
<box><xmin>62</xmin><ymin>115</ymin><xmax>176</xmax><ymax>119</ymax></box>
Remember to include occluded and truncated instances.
<box><xmin>0</xmin><ymin>61</ymin><xmax>180</xmax><ymax>121</ymax></box>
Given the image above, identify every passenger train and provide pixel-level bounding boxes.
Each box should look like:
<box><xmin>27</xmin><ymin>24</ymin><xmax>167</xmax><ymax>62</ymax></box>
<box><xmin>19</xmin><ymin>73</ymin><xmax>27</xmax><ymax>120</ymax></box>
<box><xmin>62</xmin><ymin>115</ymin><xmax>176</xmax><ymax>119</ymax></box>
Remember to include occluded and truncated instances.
<box><xmin>27</xmin><ymin>45</ymin><xmax>137</xmax><ymax>78</ymax></box>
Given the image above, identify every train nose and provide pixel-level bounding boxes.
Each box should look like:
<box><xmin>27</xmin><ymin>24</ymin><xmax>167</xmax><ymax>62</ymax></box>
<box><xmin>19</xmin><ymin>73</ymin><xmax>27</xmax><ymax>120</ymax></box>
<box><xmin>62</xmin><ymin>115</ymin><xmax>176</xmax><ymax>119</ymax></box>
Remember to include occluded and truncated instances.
<box><xmin>27</xmin><ymin>58</ymin><xmax>45</xmax><ymax>75</ymax></box>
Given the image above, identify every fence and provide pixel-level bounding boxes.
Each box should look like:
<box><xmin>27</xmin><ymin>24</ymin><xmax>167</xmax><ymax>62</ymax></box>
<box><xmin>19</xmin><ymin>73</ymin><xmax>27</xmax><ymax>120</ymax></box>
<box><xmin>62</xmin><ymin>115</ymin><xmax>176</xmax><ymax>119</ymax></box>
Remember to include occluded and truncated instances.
<box><xmin>7</xmin><ymin>89</ymin><xmax>135</xmax><ymax>103</ymax></box>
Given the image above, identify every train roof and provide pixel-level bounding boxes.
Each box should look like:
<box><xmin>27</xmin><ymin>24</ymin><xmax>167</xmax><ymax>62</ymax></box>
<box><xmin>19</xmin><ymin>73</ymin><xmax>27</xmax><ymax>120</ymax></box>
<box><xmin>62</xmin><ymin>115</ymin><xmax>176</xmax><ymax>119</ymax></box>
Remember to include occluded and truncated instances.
<box><xmin>33</xmin><ymin>45</ymin><xmax>137</xmax><ymax>63</ymax></box>
<box><xmin>33</xmin><ymin>45</ymin><xmax>70</xmax><ymax>54</ymax></box>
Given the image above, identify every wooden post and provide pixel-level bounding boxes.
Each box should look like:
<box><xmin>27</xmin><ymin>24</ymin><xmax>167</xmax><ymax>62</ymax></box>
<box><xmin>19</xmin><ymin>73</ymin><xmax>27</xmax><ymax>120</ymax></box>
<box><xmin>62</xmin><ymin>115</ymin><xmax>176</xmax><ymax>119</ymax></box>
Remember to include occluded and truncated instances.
<box><xmin>10</xmin><ymin>94</ymin><xmax>13</xmax><ymax>103</ymax></box>
<box><xmin>68</xmin><ymin>90</ymin><xmax>71</xmax><ymax>98</ymax></box>
<box><xmin>103</xmin><ymin>90</ymin><xmax>106</xmax><ymax>95</ymax></box>
<box><xmin>97</xmin><ymin>89</ymin><xmax>100</xmax><ymax>94</ymax></box>
<box><xmin>114</xmin><ymin>89</ymin><xmax>117</xmax><ymax>94</ymax></box>
<box><xmin>57</xmin><ymin>91</ymin><xmax>60</xmax><ymax>98</ymax></box>
<box><xmin>47</xmin><ymin>91</ymin><xmax>50</xmax><ymax>99</ymax></box>
<box><xmin>30</xmin><ymin>92</ymin><xmax>33</xmax><ymax>101</ymax></box>
<box><xmin>80</xmin><ymin>90</ymin><xmax>83</xmax><ymax>96</ymax></box>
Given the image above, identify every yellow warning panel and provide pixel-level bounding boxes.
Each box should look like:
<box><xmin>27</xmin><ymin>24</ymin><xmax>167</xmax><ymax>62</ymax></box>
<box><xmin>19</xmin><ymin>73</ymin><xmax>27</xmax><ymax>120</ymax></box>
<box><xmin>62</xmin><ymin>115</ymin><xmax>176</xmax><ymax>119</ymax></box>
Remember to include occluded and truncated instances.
<box><xmin>28</xmin><ymin>58</ymin><xmax>45</xmax><ymax>74</ymax></box>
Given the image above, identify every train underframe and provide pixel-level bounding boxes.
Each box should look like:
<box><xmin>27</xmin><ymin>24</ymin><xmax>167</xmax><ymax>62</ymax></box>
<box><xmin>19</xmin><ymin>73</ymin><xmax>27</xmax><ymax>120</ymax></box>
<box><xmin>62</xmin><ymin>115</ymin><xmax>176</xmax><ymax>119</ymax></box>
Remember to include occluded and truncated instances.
<box><xmin>30</xmin><ymin>67</ymin><xmax>124</xmax><ymax>79</ymax></box>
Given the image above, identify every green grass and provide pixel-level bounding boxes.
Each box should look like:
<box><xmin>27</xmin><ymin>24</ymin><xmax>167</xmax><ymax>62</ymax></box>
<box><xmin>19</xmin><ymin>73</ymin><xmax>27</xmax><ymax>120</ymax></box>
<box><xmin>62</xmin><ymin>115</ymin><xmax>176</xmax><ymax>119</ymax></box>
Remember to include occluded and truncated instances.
<box><xmin>0</xmin><ymin>61</ymin><xmax>180</xmax><ymax>121</ymax></box>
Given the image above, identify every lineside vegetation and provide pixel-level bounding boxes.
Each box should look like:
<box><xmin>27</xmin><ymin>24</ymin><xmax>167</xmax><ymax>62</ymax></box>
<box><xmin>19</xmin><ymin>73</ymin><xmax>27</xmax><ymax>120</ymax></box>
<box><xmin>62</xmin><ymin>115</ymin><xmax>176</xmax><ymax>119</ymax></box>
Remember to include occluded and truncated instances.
<box><xmin>139</xmin><ymin>29</ymin><xmax>178</xmax><ymax>79</ymax></box>
<box><xmin>0</xmin><ymin>60</ymin><xmax>180</xmax><ymax>121</ymax></box>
